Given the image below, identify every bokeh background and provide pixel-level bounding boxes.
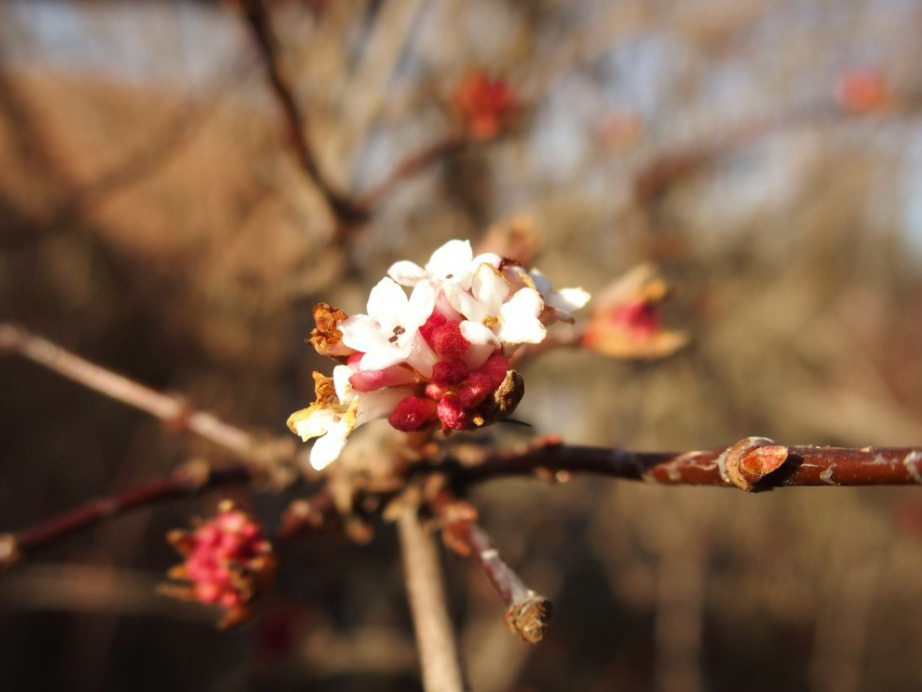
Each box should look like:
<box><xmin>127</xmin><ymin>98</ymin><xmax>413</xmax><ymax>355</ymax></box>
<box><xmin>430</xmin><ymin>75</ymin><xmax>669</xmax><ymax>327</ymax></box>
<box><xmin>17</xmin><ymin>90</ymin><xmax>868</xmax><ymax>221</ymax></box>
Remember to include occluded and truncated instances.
<box><xmin>2</xmin><ymin>0</ymin><xmax>922</xmax><ymax>690</ymax></box>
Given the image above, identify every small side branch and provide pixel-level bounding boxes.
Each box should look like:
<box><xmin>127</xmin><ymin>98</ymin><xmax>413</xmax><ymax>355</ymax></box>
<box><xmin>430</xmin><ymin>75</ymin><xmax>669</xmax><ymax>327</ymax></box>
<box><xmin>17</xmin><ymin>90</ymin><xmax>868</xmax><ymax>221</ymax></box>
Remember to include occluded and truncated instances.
<box><xmin>444</xmin><ymin>518</ymin><xmax>552</xmax><ymax>644</ymax></box>
<box><xmin>397</xmin><ymin>506</ymin><xmax>469</xmax><ymax>692</ymax></box>
<box><xmin>237</xmin><ymin>0</ymin><xmax>367</xmax><ymax>226</ymax></box>
<box><xmin>0</xmin><ymin>461</ymin><xmax>256</xmax><ymax>571</ymax></box>
<box><xmin>354</xmin><ymin>134</ymin><xmax>467</xmax><ymax>213</ymax></box>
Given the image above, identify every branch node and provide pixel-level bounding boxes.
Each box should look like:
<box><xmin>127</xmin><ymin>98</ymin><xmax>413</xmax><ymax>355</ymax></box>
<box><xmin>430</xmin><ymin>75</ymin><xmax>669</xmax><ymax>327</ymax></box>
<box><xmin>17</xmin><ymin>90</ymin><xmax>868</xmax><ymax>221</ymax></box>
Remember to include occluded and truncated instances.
<box><xmin>721</xmin><ymin>437</ymin><xmax>789</xmax><ymax>491</ymax></box>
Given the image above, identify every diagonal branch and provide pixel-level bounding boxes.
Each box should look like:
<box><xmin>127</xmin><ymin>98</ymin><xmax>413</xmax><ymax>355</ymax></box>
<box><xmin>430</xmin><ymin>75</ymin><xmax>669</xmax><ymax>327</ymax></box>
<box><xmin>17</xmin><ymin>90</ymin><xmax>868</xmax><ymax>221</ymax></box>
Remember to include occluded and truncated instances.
<box><xmin>237</xmin><ymin>0</ymin><xmax>368</xmax><ymax>226</ymax></box>
<box><xmin>0</xmin><ymin>460</ymin><xmax>257</xmax><ymax>571</ymax></box>
<box><xmin>353</xmin><ymin>134</ymin><xmax>468</xmax><ymax>212</ymax></box>
<box><xmin>0</xmin><ymin>323</ymin><xmax>278</xmax><ymax>461</ymax></box>
<box><xmin>442</xmin><ymin>515</ymin><xmax>552</xmax><ymax>644</ymax></box>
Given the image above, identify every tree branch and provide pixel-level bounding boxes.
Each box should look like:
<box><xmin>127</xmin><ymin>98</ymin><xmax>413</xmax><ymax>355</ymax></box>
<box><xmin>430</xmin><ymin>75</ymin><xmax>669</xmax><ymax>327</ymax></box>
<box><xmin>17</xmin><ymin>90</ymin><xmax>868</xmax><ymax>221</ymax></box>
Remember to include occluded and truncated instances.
<box><xmin>0</xmin><ymin>323</ymin><xmax>276</xmax><ymax>461</ymax></box>
<box><xmin>443</xmin><ymin>516</ymin><xmax>551</xmax><ymax>644</ymax></box>
<box><xmin>353</xmin><ymin>133</ymin><xmax>468</xmax><ymax>212</ymax></box>
<box><xmin>452</xmin><ymin>436</ymin><xmax>922</xmax><ymax>491</ymax></box>
<box><xmin>237</xmin><ymin>0</ymin><xmax>368</xmax><ymax>226</ymax></box>
<box><xmin>0</xmin><ymin>461</ymin><xmax>257</xmax><ymax>571</ymax></box>
<box><xmin>397</xmin><ymin>505</ymin><xmax>469</xmax><ymax>692</ymax></box>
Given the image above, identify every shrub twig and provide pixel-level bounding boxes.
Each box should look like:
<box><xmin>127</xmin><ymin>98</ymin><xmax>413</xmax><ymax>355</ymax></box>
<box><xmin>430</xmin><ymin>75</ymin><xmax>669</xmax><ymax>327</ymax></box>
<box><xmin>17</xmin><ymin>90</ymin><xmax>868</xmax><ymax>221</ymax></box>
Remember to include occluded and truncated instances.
<box><xmin>0</xmin><ymin>460</ymin><xmax>256</xmax><ymax>571</ymax></box>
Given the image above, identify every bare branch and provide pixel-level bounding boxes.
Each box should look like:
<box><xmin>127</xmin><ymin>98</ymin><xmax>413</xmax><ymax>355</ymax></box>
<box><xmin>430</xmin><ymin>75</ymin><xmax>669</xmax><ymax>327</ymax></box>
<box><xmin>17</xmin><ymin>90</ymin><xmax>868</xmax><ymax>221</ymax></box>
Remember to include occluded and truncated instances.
<box><xmin>452</xmin><ymin>436</ymin><xmax>922</xmax><ymax>491</ymax></box>
<box><xmin>237</xmin><ymin>0</ymin><xmax>368</xmax><ymax>226</ymax></box>
<box><xmin>354</xmin><ymin>134</ymin><xmax>467</xmax><ymax>213</ymax></box>
<box><xmin>443</xmin><ymin>517</ymin><xmax>551</xmax><ymax>644</ymax></box>
<box><xmin>397</xmin><ymin>505</ymin><xmax>469</xmax><ymax>692</ymax></box>
<box><xmin>0</xmin><ymin>323</ymin><xmax>266</xmax><ymax>460</ymax></box>
<box><xmin>0</xmin><ymin>461</ymin><xmax>256</xmax><ymax>572</ymax></box>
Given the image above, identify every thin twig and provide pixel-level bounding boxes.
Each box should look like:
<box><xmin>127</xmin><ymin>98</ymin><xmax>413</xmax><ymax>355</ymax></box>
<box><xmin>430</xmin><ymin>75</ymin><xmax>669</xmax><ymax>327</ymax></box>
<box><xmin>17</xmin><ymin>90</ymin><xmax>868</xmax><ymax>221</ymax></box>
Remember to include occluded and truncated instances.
<box><xmin>443</xmin><ymin>517</ymin><xmax>552</xmax><ymax>644</ymax></box>
<box><xmin>397</xmin><ymin>505</ymin><xmax>469</xmax><ymax>692</ymax></box>
<box><xmin>0</xmin><ymin>461</ymin><xmax>256</xmax><ymax>571</ymax></box>
<box><xmin>354</xmin><ymin>134</ymin><xmax>468</xmax><ymax>212</ymax></box>
<box><xmin>0</xmin><ymin>323</ymin><xmax>263</xmax><ymax>459</ymax></box>
<box><xmin>237</xmin><ymin>0</ymin><xmax>367</xmax><ymax>226</ymax></box>
<box><xmin>452</xmin><ymin>436</ymin><xmax>922</xmax><ymax>491</ymax></box>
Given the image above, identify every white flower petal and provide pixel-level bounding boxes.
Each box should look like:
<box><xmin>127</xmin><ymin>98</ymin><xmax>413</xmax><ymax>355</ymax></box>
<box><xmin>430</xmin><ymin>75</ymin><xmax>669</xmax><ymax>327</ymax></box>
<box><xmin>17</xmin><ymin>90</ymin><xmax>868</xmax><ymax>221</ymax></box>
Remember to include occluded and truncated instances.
<box><xmin>290</xmin><ymin>407</ymin><xmax>338</xmax><ymax>442</ymax></box>
<box><xmin>332</xmin><ymin>364</ymin><xmax>357</xmax><ymax>402</ymax></box>
<box><xmin>407</xmin><ymin>279</ymin><xmax>436</xmax><ymax>326</ymax></box>
<box><xmin>355</xmin><ymin>387</ymin><xmax>413</xmax><ymax>424</ymax></box>
<box><xmin>459</xmin><ymin>321</ymin><xmax>501</xmax><ymax>369</ymax></box>
<box><xmin>470</xmin><ymin>253</ymin><xmax>503</xmax><ymax>270</ymax></box>
<box><xmin>309</xmin><ymin>424</ymin><xmax>349</xmax><ymax>470</ymax></box>
<box><xmin>340</xmin><ymin>314</ymin><xmax>389</xmax><ymax>353</ymax></box>
<box><xmin>499</xmin><ymin>288</ymin><xmax>546</xmax><ymax>344</ymax></box>
<box><xmin>434</xmin><ymin>292</ymin><xmax>462</xmax><ymax>321</ymax></box>
<box><xmin>426</xmin><ymin>240</ymin><xmax>473</xmax><ymax>279</ymax></box>
<box><xmin>528</xmin><ymin>268</ymin><xmax>552</xmax><ymax>294</ymax></box>
<box><xmin>471</xmin><ymin>265</ymin><xmax>509</xmax><ymax>310</ymax></box>
<box><xmin>528</xmin><ymin>268</ymin><xmax>591</xmax><ymax>318</ymax></box>
<box><xmin>305</xmin><ymin>386</ymin><xmax>414</xmax><ymax>470</ymax></box>
<box><xmin>366</xmin><ymin>277</ymin><xmax>408</xmax><ymax>326</ymax></box>
<box><xmin>556</xmin><ymin>286</ymin><xmax>591</xmax><ymax>311</ymax></box>
<box><xmin>403</xmin><ymin>333</ymin><xmax>439</xmax><ymax>377</ymax></box>
<box><xmin>388</xmin><ymin>260</ymin><xmax>429</xmax><ymax>286</ymax></box>
<box><xmin>443</xmin><ymin>282</ymin><xmax>487</xmax><ymax>323</ymax></box>
<box><xmin>359</xmin><ymin>347</ymin><xmax>407</xmax><ymax>372</ymax></box>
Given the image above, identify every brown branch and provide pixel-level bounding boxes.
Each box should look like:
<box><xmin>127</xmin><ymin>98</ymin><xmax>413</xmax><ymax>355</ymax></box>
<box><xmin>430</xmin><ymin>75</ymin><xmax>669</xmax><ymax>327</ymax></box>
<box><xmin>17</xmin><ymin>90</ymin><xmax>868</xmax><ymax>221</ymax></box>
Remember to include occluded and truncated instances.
<box><xmin>0</xmin><ymin>461</ymin><xmax>257</xmax><ymax>571</ymax></box>
<box><xmin>0</xmin><ymin>323</ymin><xmax>270</xmax><ymax>461</ymax></box>
<box><xmin>237</xmin><ymin>0</ymin><xmax>368</xmax><ymax>227</ymax></box>
<box><xmin>443</xmin><ymin>516</ymin><xmax>551</xmax><ymax>644</ymax></box>
<box><xmin>353</xmin><ymin>133</ymin><xmax>468</xmax><ymax>213</ymax></box>
<box><xmin>631</xmin><ymin>102</ymin><xmax>849</xmax><ymax>204</ymax></box>
<box><xmin>397</xmin><ymin>505</ymin><xmax>469</xmax><ymax>692</ymax></box>
<box><xmin>452</xmin><ymin>436</ymin><xmax>922</xmax><ymax>491</ymax></box>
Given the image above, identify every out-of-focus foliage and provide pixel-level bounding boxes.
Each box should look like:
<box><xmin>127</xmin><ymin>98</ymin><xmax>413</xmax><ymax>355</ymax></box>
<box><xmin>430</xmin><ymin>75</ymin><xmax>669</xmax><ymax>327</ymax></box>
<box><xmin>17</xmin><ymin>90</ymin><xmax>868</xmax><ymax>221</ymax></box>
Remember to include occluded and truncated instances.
<box><xmin>1</xmin><ymin>1</ymin><xmax>922</xmax><ymax>690</ymax></box>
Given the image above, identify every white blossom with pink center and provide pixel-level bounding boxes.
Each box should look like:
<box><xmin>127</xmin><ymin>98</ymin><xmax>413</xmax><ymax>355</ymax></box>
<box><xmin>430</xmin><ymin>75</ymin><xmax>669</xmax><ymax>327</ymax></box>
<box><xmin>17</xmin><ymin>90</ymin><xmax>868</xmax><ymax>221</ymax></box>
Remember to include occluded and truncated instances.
<box><xmin>288</xmin><ymin>238</ymin><xmax>591</xmax><ymax>470</ymax></box>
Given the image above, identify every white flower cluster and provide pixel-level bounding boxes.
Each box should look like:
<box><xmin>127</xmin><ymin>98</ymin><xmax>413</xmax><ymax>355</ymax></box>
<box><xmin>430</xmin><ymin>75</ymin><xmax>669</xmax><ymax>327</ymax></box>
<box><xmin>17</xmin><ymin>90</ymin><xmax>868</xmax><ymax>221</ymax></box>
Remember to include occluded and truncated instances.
<box><xmin>287</xmin><ymin>240</ymin><xmax>590</xmax><ymax>470</ymax></box>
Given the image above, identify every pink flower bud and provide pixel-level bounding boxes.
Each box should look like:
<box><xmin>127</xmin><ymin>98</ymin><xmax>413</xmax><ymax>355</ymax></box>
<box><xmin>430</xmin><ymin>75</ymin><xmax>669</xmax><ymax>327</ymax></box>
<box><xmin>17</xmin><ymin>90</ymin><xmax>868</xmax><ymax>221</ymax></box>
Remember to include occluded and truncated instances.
<box><xmin>432</xmin><ymin>359</ymin><xmax>469</xmax><ymax>385</ymax></box>
<box><xmin>437</xmin><ymin>395</ymin><xmax>473</xmax><ymax>430</ymax></box>
<box><xmin>480</xmin><ymin>352</ymin><xmax>511</xmax><ymax>387</ymax></box>
<box><xmin>348</xmin><ymin>363</ymin><xmax>418</xmax><ymax>392</ymax></box>
<box><xmin>457</xmin><ymin>372</ymin><xmax>494</xmax><ymax>408</ymax></box>
<box><xmin>419</xmin><ymin>310</ymin><xmax>448</xmax><ymax>346</ymax></box>
<box><xmin>452</xmin><ymin>71</ymin><xmax>520</xmax><ymax>140</ymax></box>
<box><xmin>163</xmin><ymin>501</ymin><xmax>276</xmax><ymax>628</ymax></box>
<box><xmin>609</xmin><ymin>300</ymin><xmax>660</xmax><ymax>339</ymax></box>
<box><xmin>431</xmin><ymin>320</ymin><xmax>470</xmax><ymax>358</ymax></box>
<box><xmin>389</xmin><ymin>395</ymin><xmax>438</xmax><ymax>431</ymax></box>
